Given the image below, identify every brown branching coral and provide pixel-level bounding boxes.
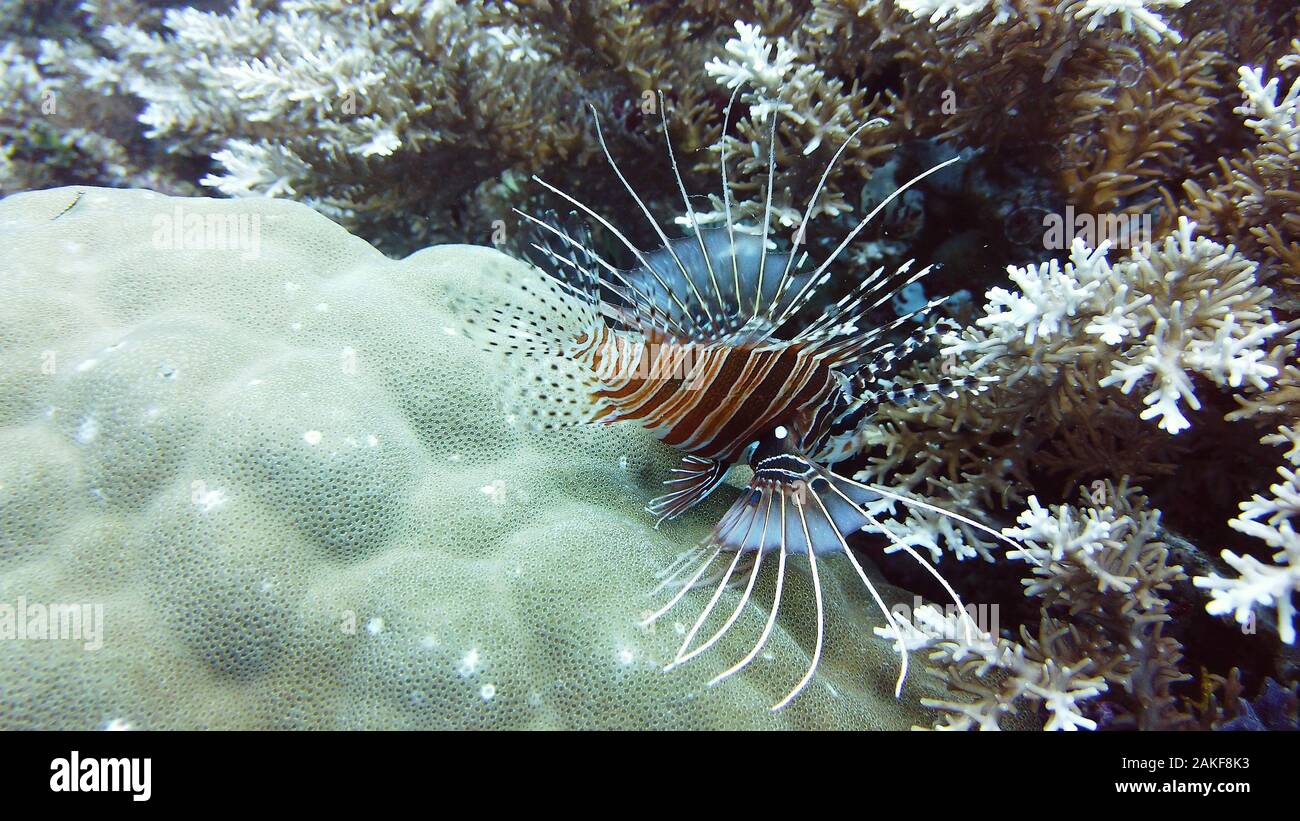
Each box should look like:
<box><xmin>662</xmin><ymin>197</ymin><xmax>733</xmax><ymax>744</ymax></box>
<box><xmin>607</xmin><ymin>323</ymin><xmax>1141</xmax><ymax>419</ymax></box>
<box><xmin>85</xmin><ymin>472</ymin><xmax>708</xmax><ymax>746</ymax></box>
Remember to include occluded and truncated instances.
<box><xmin>1031</xmin><ymin>402</ymin><xmax>1184</xmax><ymax>496</ymax></box>
<box><xmin>1178</xmin><ymin>44</ymin><xmax>1300</xmax><ymax>286</ymax></box>
<box><xmin>887</xmin><ymin>480</ymin><xmax>1193</xmax><ymax>730</ymax></box>
<box><xmin>1056</xmin><ymin>30</ymin><xmax>1228</xmax><ymax>218</ymax></box>
<box><xmin>2</xmin><ymin>0</ymin><xmax>1298</xmax><ymax>729</ymax></box>
<box><xmin>845</xmin><ymin>216</ymin><xmax>1288</xmax><ymax>572</ymax></box>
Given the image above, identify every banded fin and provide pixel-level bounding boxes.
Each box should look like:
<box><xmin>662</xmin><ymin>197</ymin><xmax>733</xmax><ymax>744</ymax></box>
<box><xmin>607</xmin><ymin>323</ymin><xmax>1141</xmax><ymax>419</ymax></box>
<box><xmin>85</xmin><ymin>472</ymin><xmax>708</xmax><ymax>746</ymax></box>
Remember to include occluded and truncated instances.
<box><xmin>816</xmin><ymin>373</ymin><xmax>995</xmax><ymax>460</ymax></box>
<box><xmin>865</xmin><ymin>373</ymin><xmax>998</xmax><ymax>407</ymax></box>
<box><xmin>646</xmin><ymin>456</ymin><xmax>730</xmax><ymax>526</ymax></box>
<box><xmin>612</xmin><ymin>229</ymin><xmax>815</xmax><ymax>344</ymax></box>
<box><xmin>853</xmin><ymin>316</ymin><xmax>958</xmax><ymax>388</ymax></box>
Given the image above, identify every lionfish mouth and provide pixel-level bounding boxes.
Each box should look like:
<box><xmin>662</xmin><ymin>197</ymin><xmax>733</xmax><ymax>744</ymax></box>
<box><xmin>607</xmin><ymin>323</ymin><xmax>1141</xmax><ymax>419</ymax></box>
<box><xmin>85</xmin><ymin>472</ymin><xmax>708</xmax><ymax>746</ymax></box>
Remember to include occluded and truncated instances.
<box><xmin>461</xmin><ymin>83</ymin><xmax>1022</xmax><ymax>711</ymax></box>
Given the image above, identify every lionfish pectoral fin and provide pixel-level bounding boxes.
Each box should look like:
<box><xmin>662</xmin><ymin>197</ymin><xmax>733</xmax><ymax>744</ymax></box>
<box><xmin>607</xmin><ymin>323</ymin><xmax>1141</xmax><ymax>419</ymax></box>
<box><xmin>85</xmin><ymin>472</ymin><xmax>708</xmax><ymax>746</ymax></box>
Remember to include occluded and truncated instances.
<box><xmin>674</xmin><ymin>453</ymin><xmax>887</xmax><ymax>708</ymax></box>
<box><xmin>646</xmin><ymin>456</ymin><xmax>730</xmax><ymax>526</ymax></box>
<box><xmin>656</xmin><ymin>446</ymin><xmax>945</xmax><ymax>707</ymax></box>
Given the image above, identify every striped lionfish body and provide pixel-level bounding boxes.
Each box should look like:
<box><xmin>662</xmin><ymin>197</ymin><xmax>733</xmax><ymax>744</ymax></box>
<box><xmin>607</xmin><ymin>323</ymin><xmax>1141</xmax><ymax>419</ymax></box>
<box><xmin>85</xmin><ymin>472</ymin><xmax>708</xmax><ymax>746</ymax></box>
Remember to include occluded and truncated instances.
<box><xmin>460</xmin><ymin>92</ymin><xmax>1015</xmax><ymax>710</ymax></box>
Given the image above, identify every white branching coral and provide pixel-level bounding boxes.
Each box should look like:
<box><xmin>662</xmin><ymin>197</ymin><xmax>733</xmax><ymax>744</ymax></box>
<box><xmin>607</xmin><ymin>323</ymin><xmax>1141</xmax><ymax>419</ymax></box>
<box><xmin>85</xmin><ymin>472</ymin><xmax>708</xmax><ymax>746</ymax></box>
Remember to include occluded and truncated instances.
<box><xmin>1</xmin><ymin>37</ymin><xmax>177</xmax><ymax>194</ymax></box>
<box><xmin>1195</xmin><ymin>438</ymin><xmax>1300</xmax><ymax>644</ymax></box>
<box><xmin>890</xmin><ymin>482</ymin><xmax>1189</xmax><ymax>730</ymax></box>
<box><xmin>896</xmin><ymin>0</ymin><xmax>1005</xmax><ymax>28</ymax></box>
<box><xmin>705</xmin><ymin>20</ymin><xmax>864</xmax><ymax>149</ymax></box>
<box><xmin>700</xmin><ymin>20</ymin><xmax>894</xmax><ymax>228</ymax></box>
<box><xmin>879</xmin><ymin>604</ymin><xmax>1109</xmax><ymax>730</ymax></box>
<box><xmin>1007</xmin><ymin>483</ymin><xmax>1182</xmax><ymax>614</ymax></box>
<box><xmin>704</xmin><ymin>21</ymin><xmax>798</xmax><ymax>100</ymax></box>
<box><xmin>42</xmin><ymin>0</ymin><xmax>592</xmax><ymax>251</ymax></box>
<box><xmin>947</xmin><ymin>219</ymin><xmax>1286</xmax><ymax>434</ymax></box>
<box><xmin>1072</xmin><ymin>0</ymin><xmax>1191</xmax><ymax>44</ymax></box>
<box><xmin>894</xmin><ymin>0</ymin><xmax>1190</xmax><ymax>43</ymax></box>
<box><xmin>1196</xmin><ymin>56</ymin><xmax>1300</xmax><ymax>638</ymax></box>
<box><xmin>978</xmin><ymin>254</ymin><xmax>1103</xmax><ymax>347</ymax></box>
<box><xmin>1236</xmin><ymin>64</ymin><xmax>1300</xmax><ymax>152</ymax></box>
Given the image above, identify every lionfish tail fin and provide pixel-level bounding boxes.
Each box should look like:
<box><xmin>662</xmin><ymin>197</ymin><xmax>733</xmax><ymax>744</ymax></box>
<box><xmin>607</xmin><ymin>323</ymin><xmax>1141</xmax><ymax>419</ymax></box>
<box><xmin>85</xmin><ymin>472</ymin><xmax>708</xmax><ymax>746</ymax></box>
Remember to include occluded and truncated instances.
<box><xmin>452</xmin><ymin>235</ymin><xmax>611</xmax><ymax>430</ymax></box>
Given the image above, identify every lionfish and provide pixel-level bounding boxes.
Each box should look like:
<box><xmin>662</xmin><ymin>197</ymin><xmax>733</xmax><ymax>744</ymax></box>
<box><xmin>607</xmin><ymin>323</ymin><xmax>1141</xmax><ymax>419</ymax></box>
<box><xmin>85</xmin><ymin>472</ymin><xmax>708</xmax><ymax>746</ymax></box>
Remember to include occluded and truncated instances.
<box><xmin>460</xmin><ymin>90</ymin><xmax>1015</xmax><ymax>710</ymax></box>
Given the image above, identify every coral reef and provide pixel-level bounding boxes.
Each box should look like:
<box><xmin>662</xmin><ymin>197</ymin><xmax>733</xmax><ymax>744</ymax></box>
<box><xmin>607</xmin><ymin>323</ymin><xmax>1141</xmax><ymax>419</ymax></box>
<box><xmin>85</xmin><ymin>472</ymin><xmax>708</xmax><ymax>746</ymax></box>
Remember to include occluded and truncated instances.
<box><xmin>884</xmin><ymin>480</ymin><xmax>1191</xmax><ymax>729</ymax></box>
<box><xmin>7</xmin><ymin>0</ymin><xmax>1286</xmax><ymax>262</ymax></box>
<box><xmin>1</xmin><ymin>0</ymin><xmax>1297</xmax><ymax>730</ymax></box>
<box><xmin>1218</xmin><ymin>676</ymin><xmax>1300</xmax><ymax>729</ymax></box>
<box><xmin>0</xmin><ymin>186</ymin><xmax>963</xmax><ymax>729</ymax></box>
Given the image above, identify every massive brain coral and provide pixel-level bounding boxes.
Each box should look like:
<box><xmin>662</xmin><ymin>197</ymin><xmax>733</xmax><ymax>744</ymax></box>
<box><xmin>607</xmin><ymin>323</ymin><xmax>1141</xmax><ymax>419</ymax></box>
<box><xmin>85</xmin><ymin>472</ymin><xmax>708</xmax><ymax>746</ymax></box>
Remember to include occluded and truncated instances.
<box><xmin>0</xmin><ymin>187</ymin><xmax>940</xmax><ymax>729</ymax></box>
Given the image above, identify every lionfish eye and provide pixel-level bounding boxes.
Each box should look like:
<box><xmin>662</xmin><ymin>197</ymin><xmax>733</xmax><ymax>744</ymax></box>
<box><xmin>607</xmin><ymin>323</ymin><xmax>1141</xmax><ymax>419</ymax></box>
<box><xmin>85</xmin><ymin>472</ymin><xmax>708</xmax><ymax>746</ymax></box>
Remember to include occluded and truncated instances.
<box><xmin>774</xmin><ymin>425</ymin><xmax>788</xmax><ymax>439</ymax></box>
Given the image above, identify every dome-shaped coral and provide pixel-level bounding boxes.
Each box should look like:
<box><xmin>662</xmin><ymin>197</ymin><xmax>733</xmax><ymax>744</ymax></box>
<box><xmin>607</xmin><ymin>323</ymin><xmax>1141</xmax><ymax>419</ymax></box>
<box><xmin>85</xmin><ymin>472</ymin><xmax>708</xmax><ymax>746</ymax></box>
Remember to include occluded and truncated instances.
<box><xmin>0</xmin><ymin>187</ymin><xmax>941</xmax><ymax>729</ymax></box>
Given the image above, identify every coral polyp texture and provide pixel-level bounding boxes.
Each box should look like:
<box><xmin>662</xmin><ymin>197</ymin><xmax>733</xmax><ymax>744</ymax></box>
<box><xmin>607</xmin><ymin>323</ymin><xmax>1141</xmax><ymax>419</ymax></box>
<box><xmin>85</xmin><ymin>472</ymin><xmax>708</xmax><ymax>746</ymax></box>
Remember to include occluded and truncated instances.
<box><xmin>0</xmin><ymin>187</ymin><xmax>952</xmax><ymax>730</ymax></box>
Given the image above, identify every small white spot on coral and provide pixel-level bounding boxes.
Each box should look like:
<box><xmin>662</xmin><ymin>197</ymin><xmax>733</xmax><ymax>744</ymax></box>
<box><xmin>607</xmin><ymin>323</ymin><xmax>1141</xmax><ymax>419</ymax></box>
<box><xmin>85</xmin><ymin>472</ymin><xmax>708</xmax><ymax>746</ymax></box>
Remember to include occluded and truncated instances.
<box><xmin>479</xmin><ymin>683</ymin><xmax>496</xmax><ymax>701</ymax></box>
<box><xmin>619</xmin><ymin>455</ymin><xmax>629</xmax><ymax>470</ymax></box>
<box><xmin>367</xmin><ymin>434</ymin><xmax>379</xmax><ymax>447</ymax></box>
<box><xmin>481</xmin><ymin>480</ymin><xmax>504</xmax><ymax>498</ymax></box>
<box><xmin>63</xmin><ymin>240</ymin><xmax>82</xmax><ymax>254</ymax></box>
<box><xmin>366</xmin><ymin>617</ymin><xmax>384</xmax><ymax>635</ymax></box>
<box><xmin>75</xmin><ymin>416</ymin><xmax>98</xmax><ymax>444</ymax></box>
<box><xmin>673</xmin><ymin>621</ymin><xmax>687</xmax><ymax>636</ymax></box>
<box><xmin>291</xmin><ymin>322</ymin><xmax>302</xmax><ymax>331</ymax></box>
<box><xmin>761</xmin><ymin>650</ymin><xmax>775</xmax><ymax>661</ymax></box>
<box><xmin>409</xmin><ymin>690</ymin><xmax>427</xmax><ymax>705</ymax></box>
<box><xmin>247</xmin><ymin>379</ymin><xmax>265</xmax><ymax>387</ymax></box>
<box><xmin>449</xmin><ymin>452</ymin><xmax>462</xmax><ymax>462</ymax></box>
<box><xmin>443</xmin><ymin>327</ymin><xmax>457</xmax><ymax>335</ymax></box>
<box><xmin>284</xmin><ymin>281</ymin><xmax>300</xmax><ymax>293</ymax></box>
<box><xmin>260</xmin><ymin>580</ymin><xmax>273</xmax><ymax>593</ymax></box>
<box><xmin>192</xmin><ymin>484</ymin><xmax>227</xmax><ymax>513</ymax></box>
<box><xmin>76</xmin><ymin>358</ymin><xmax>97</xmax><ymax>373</ymax></box>
<box><xmin>616</xmin><ymin>647</ymin><xmax>635</xmax><ymax>665</ymax></box>
<box><xmin>102</xmin><ymin>718</ymin><xmax>132</xmax><ymax>731</ymax></box>
<box><xmin>420</xmin><ymin>634</ymin><xmax>440</xmax><ymax>650</ymax></box>
<box><xmin>457</xmin><ymin>647</ymin><xmax>481</xmax><ymax>678</ymax></box>
<box><xmin>303</xmin><ymin>430</ymin><xmax>322</xmax><ymax>445</ymax></box>
<box><xmin>315</xmin><ymin>302</ymin><xmax>330</xmax><ymax>313</ymax></box>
